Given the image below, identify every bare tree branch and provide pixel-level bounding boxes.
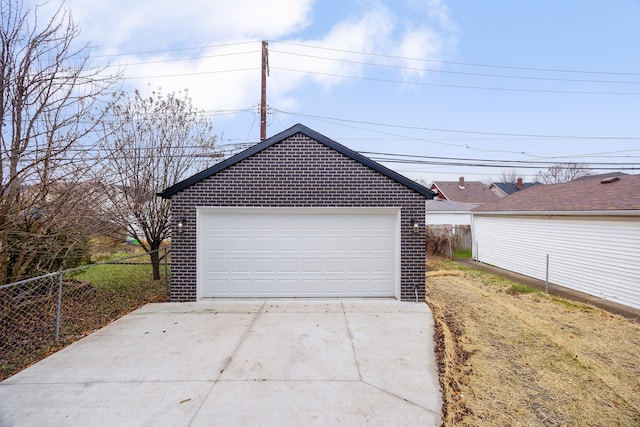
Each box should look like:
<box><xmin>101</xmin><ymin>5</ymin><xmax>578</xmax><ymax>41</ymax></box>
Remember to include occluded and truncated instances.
<box><xmin>99</xmin><ymin>88</ymin><xmax>216</xmax><ymax>279</ymax></box>
<box><xmin>535</xmin><ymin>162</ymin><xmax>592</xmax><ymax>184</ymax></box>
<box><xmin>0</xmin><ymin>0</ymin><xmax>121</xmax><ymax>283</ymax></box>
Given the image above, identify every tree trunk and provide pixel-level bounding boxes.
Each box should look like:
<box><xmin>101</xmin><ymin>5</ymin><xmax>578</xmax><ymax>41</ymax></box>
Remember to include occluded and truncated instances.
<box><xmin>149</xmin><ymin>245</ymin><xmax>161</xmax><ymax>281</ymax></box>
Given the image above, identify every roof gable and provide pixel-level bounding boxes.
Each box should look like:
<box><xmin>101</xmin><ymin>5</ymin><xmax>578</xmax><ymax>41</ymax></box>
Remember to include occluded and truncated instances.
<box><xmin>491</xmin><ymin>182</ymin><xmax>538</xmax><ymax>195</ymax></box>
<box><xmin>432</xmin><ymin>180</ymin><xmax>499</xmax><ymax>203</ymax></box>
<box><xmin>159</xmin><ymin>123</ymin><xmax>435</xmax><ymax>199</ymax></box>
<box><xmin>475</xmin><ymin>174</ymin><xmax>640</xmax><ymax>212</ymax></box>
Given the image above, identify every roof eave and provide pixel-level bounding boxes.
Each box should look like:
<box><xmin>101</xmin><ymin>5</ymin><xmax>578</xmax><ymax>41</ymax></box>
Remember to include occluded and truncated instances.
<box><xmin>472</xmin><ymin>209</ymin><xmax>640</xmax><ymax>216</ymax></box>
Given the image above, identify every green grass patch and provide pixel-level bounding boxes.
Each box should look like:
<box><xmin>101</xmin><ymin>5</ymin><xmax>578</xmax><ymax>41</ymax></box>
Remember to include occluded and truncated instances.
<box><xmin>453</xmin><ymin>249</ymin><xmax>472</xmax><ymax>259</ymax></box>
<box><xmin>73</xmin><ymin>263</ymin><xmax>153</xmax><ymax>290</ymax></box>
<box><xmin>505</xmin><ymin>283</ymin><xmax>541</xmax><ymax>296</ymax></box>
<box><xmin>551</xmin><ymin>296</ymin><xmax>597</xmax><ymax>313</ymax></box>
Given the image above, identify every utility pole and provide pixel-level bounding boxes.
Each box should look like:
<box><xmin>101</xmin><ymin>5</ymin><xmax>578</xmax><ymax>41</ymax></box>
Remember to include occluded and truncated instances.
<box><xmin>260</xmin><ymin>40</ymin><xmax>269</xmax><ymax>141</ymax></box>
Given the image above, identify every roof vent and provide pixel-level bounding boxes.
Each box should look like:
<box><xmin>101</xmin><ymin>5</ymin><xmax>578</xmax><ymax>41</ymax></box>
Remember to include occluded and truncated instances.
<box><xmin>600</xmin><ymin>176</ymin><xmax>620</xmax><ymax>184</ymax></box>
<box><xmin>458</xmin><ymin>176</ymin><xmax>465</xmax><ymax>189</ymax></box>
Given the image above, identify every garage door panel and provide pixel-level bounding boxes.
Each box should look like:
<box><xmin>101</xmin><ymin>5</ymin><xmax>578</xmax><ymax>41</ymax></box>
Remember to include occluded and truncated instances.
<box><xmin>371</xmin><ymin>258</ymin><xmax>392</xmax><ymax>272</ymax></box>
<box><xmin>346</xmin><ymin>238</ymin><xmax>369</xmax><ymax>250</ymax></box>
<box><xmin>277</xmin><ymin>258</ymin><xmax>298</xmax><ymax>272</ymax></box>
<box><xmin>324</xmin><ymin>237</ymin><xmax>346</xmax><ymax>251</ymax></box>
<box><xmin>207</xmin><ymin>237</ymin><xmax>229</xmax><ymax>251</ymax></box>
<box><xmin>231</xmin><ymin>259</ymin><xmax>252</xmax><ymax>273</ymax></box>
<box><xmin>231</xmin><ymin>279</ymin><xmax>252</xmax><ymax>294</ymax></box>
<box><xmin>346</xmin><ymin>258</ymin><xmax>369</xmax><ymax>272</ymax></box>
<box><xmin>199</xmin><ymin>210</ymin><xmax>398</xmax><ymax>298</ymax></box>
<box><xmin>370</xmin><ymin>237</ymin><xmax>393</xmax><ymax>250</ymax></box>
<box><xmin>278</xmin><ymin>279</ymin><xmax>299</xmax><ymax>293</ymax></box>
<box><xmin>254</xmin><ymin>258</ymin><xmax>275</xmax><ymax>273</ymax></box>
<box><xmin>369</xmin><ymin>279</ymin><xmax>392</xmax><ymax>293</ymax></box>
<box><xmin>208</xmin><ymin>259</ymin><xmax>228</xmax><ymax>274</ymax></box>
<box><xmin>206</xmin><ymin>278</ymin><xmax>230</xmax><ymax>296</ymax></box>
<box><xmin>231</xmin><ymin>237</ymin><xmax>252</xmax><ymax>251</ymax></box>
<box><xmin>301</xmin><ymin>258</ymin><xmax>323</xmax><ymax>273</ymax></box>
<box><xmin>278</xmin><ymin>237</ymin><xmax>298</xmax><ymax>251</ymax></box>
<box><xmin>255</xmin><ymin>279</ymin><xmax>277</xmax><ymax>293</ymax></box>
<box><xmin>324</xmin><ymin>258</ymin><xmax>345</xmax><ymax>272</ymax></box>
<box><xmin>254</xmin><ymin>237</ymin><xmax>275</xmax><ymax>251</ymax></box>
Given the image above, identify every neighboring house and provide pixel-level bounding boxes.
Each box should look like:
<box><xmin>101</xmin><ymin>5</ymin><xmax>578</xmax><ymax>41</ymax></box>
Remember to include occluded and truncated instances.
<box><xmin>426</xmin><ymin>199</ymin><xmax>479</xmax><ymax>226</ymax></box>
<box><xmin>425</xmin><ymin>199</ymin><xmax>478</xmax><ymax>253</ymax></box>
<box><xmin>430</xmin><ymin>177</ymin><xmax>499</xmax><ymax>203</ymax></box>
<box><xmin>158</xmin><ymin>123</ymin><xmax>435</xmax><ymax>302</ymax></box>
<box><xmin>472</xmin><ymin>174</ymin><xmax>640</xmax><ymax>310</ymax></box>
<box><xmin>489</xmin><ymin>178</ymin><xmax>538</xmax><ymax>198</ymax></box>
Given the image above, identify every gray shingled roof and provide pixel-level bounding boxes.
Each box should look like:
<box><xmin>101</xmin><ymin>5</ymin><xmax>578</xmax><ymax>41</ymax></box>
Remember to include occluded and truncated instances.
<box><xmin>426</xmin><ymin>200</ymin><xmax>480</xmax><ymax>212</ymax></box>
<box><xmin>432</xmin><ymin>181</ymin><xmax>499</xmax><ymax>204</ymax></box>
<box><xmin>474</xmin><ymin>174</ymin><xmax>640</xmax><ymax>212</ymax></box>
<box><xmin>491</xmin><ymin>182</ymin><xmax>538</xmax><ymax>195</ymax></box>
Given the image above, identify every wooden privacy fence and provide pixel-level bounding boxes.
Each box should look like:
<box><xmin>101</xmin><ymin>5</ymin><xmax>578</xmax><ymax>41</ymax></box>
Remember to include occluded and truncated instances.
<box><xmin>426</xmin><ymin>224</ymin><xmax>472</xmax><ymax>258</ymax></box>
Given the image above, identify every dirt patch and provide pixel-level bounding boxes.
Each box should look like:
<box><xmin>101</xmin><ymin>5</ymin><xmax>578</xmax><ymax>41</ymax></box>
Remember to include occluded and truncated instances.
<box><xmin>426</xmin><ymin>258</ymin><xmax>640</xmax><ymax>426</ymax></box>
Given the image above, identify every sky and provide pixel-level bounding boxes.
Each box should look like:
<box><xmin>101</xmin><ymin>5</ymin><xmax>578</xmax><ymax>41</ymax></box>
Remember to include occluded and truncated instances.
<box><xmin>37</xmin><ymin>0</ymin><xmax>640</xmax><ymax>184</ymax></box>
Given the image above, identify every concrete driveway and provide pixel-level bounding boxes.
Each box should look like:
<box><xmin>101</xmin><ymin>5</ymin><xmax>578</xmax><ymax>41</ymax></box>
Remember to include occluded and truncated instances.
<box><xmin>0</xmin><ymin>299</ymin><xmax>442</xmax><ymax>426</ymax></box>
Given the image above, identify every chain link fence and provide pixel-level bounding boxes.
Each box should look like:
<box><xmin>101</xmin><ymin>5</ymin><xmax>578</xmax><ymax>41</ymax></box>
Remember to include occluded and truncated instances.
<box><xmin>0</xmin><ymin>247</ymin><xmax>170</xmax><ymax>381</ymax></box>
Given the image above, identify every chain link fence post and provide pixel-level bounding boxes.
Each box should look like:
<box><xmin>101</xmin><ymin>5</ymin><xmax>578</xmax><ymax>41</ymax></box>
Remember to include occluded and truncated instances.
<box><xmin>54</xmin><ymin>272</ymin><xmax>63</xmax><ymax>340</ymax></box>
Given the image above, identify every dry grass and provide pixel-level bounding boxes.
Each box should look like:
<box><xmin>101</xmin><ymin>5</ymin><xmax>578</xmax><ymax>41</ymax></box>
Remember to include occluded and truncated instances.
<box><xmin>426</xmin><ymin>258</ymin><xmax>640</xmax><ymax>426</ymax></box>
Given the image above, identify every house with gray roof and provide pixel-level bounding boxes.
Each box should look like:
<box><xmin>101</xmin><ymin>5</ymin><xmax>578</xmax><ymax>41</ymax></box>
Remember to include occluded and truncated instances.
<box><xmin>489</xmin><ymin>177</ymin><xmax>539</xmax><ymax>198</ymax></box>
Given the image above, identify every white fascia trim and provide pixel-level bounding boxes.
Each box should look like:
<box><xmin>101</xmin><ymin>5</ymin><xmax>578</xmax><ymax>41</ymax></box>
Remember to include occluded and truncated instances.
<box><xmin>472</xmin><ymin>210</ymin><xmax>640</xmax><ymax>217</ymax></box>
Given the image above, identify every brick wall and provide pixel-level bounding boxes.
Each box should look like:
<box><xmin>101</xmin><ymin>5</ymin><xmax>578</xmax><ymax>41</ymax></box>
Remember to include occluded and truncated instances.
<box><xmin>170</xmin><ymin>133</ymin><xmax>426</xmax><ymax>301</ymax></box>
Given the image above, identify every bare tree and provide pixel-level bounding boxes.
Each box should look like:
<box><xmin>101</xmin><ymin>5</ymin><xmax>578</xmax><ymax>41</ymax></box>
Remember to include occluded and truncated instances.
<box><xmin>0</xmin><ymin>1</ymin><xmax>120</xmax><ymax>283</ymax></box>
<box><xmin>500</xmin><ymin>168</ymin><xmax>520</xmax><ymax>184</ymax></box>
<box><xmin>535</xmin><ymin>162</ymin><xmax>592</xmax><ymax>184</ymax></box>
<box><xmin>100</xmin><ymin>88</ymin><xmax>216</xmax><ymax>280</ymax></box>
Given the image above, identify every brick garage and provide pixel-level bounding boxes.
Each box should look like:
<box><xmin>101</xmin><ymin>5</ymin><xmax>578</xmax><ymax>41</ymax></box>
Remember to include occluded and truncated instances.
<box><xmin>159</xmin><ymin>124</ymin><xmax>434</xmax><ymax>302</ymax></box>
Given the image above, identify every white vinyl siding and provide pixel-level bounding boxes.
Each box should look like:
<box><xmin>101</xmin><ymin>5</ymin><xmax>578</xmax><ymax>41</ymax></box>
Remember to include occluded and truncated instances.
<box><xmin>473</xmin><ymin>214</ymin><xmax>640</xmax><ymax>310</ymax></box>
<box><xmin>426</xmin><ymin>212</ymin><xmax>473</xmax><ymax>226</ymax></box>
<box><xmin>197</xmin><ymin>208</ymin><xmax>400</xmax><ymax>298</ymax></box>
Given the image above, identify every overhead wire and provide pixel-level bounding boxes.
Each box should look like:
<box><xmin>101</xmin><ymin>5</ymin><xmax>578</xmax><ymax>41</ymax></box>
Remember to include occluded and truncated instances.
<box><xmin>273</xmin><ymin>109</ymin><xmax>640</xmax><ymax>140</ymax></box>
<box><xmin>271</xmin><ymin>67</ymin><xmax>640</xmax><ymax>95</ymax></box>
<box><xmin>273</xmin><ymin>41</ymin><xmax>640</xmax><ymax>77</ymax></box>
<box><xmin>270</xmin><ymin>49</ymin><xmax>640</xmax><ymax>85</ymax></box>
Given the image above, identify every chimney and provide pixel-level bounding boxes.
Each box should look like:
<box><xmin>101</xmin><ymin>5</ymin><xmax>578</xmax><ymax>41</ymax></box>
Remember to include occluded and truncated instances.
<box><xmin>458</xmin><ymin>176</ymin><xmax>465</xmax><ymax>189</ymax></box>
<box><xmin>517</xmin><ymin>177</ymin><xmax>523</xmax><ymax>189</ymax></box>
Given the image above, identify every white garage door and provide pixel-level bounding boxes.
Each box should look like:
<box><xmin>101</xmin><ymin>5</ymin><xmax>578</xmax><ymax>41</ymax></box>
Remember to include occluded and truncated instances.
<box><xmin>198</xmin><ymin>208</ymin><xmax>399</xmax><ymax>298</ymax></box>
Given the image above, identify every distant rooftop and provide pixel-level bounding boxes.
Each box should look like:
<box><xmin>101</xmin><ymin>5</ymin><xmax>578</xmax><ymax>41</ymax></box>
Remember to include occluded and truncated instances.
<box><xmin>431</xmin><ymin>177</ymin><xmax>499</xmax><ymax>204</ymax></box>
<box><xmin>572</xmin><ymin>172</ymin><xmax>628</xmax><ymax>182</ymax></box>
<box><xmin>475</xmin><ymin>174</ymin><xmax>640</xmax><ymax>212</ymax></box>
<box><xmin>490</xmin><ymin>181</ymin><xmax>539</xmax><ymax>196</ymax></box>
<box><xmin>426</xmin><ymin>199</ymin><xmax>480</xmax><ymax>212</ymax></box>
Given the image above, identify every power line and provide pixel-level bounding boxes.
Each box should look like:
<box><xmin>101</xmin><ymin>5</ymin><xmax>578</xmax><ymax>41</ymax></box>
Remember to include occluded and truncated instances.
<box><xmin>274</xmin><ymin>109</ymin><xmax>640</xmax><ymax>140</ymax></box>
<box><xmin>273</xmin><ymin>41</ymin><xmax>640</xmax><ymax>77</ymax></box>
<box><xmin>270</xmin><ymin>49</ymin><xmax>640</xmax><ymax>85</ymax></box>
<box><xmin>271</xmin><ymin>67</ymin><xmax>640</xmax><ymax>96</ymax></box>
<box><xmin>122</xmin><ymin>67</ymin><xmax>259</xmax><ymax>80</ymax></box>
<box><xmin>359</xmin><ymin>151</ymin><xmax>640</xmax><ymax>167</ymax></box>
<box><xmin>118</xmin><ymin>50</ymin><xmax>260</xmax><ymax>67</ymax></box>
<box><xmin>90</xmin><ymin>40</ymin><xmax>260</xmax><ymax>58</ymax></box>
<box><xmin>368</xmin><ymin>157</ymin><xmax>638</xmax><ymax>171</ymax></box>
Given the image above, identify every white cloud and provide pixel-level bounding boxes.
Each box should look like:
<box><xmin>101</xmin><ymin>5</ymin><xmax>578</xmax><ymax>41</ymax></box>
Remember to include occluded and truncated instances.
<box><xmin>269</xmin><ymin>1</ymin><xmax>457</xmax><ymax>106</ymax></box>
<box><xmin>32</xmin><ymin>0</ymin><xmax>456</xmax><ymax>118</ymax></box>
<box><xmin>63</xmin><ymin>0</ymin><xmax>316</xmax><ymax>49</ymax></box>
